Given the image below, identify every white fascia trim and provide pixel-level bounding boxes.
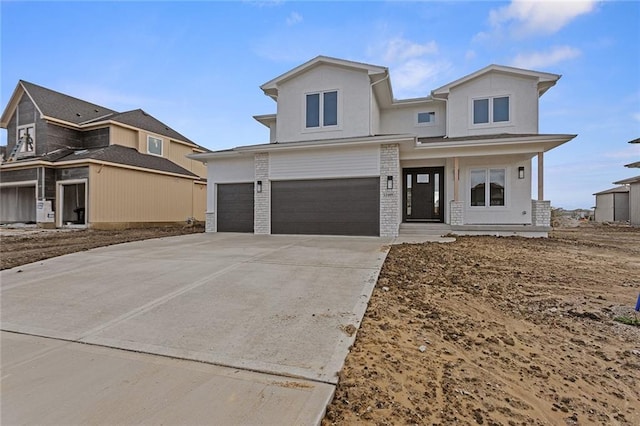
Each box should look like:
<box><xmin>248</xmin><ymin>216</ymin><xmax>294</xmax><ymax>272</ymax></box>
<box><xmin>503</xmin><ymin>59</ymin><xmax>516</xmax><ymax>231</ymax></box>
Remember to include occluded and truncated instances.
<box><xmin>189</xmin><ymin>134</ymin><xmax>416</xmax><ymax>162</ymax></box>
<box><xmin>416</xmin><ymin>134</ymin><xmax>576</xmax><ymax>150</ymax></box>
<box><xmin>0</xmin><ymin>179</ymin><xmax>38</xmax><ymax>188</ymax></box>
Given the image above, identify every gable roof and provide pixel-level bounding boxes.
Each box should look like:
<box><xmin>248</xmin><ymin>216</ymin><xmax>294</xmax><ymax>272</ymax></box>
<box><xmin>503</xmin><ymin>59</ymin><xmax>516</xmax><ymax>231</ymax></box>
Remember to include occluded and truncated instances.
<box><xmin>108</xmin><ymin>109</ymin><xmax>195</xmax><ymax>145</ymax></box>
<box><xmin>260</xmin><ymin>55</ymin><xmax>388</xmax><ymax>101</ymax></box>
<box><xmin>626</xmin><ymin>161</ymin><xmax>640</xmax><ymax>168</ymax></box>
<box><xmin>1</xmin><ymin>81</ymin><xmax>202</xmax><ymax>149</ymax></box>
<box><xmin>431</xmin><ymin>64</ymin><xmax>561</xmax><ymax>99</ymax></box>
<box><xmin>1</xmin><ymin>81</ymin><xmax>116</xmax><ymax>127</ymax></box>
<box><xmin>629</xmin><ymin>137</ymin><xmax>640</xmax><ymax>144</ymax></box>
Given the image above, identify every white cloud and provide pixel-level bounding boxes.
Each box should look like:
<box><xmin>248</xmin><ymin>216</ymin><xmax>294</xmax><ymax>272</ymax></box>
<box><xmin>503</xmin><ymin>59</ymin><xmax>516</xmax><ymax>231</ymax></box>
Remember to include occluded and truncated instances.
<box><xmin>488</xmin><ymin>0</ymin><xmax>598</xmax><ymax>37</ymax></box>
<box><xmin>511</xmin><ymin>45</ymin><xmax>581</xmax><ymax>68</ymax></box>
<box><xmin>286</xmin><ymin>11</ymin><xmax>303</xmax><ymax>26</ymax></box>
<box><xmin>632</xmin><ymin>112</ymin><xmax>640</xmax><ymax>122</ymax></box>
<box><xmin>605</xmin><ymin>144</ymin><xmax>640</xmax><ymax>160</ymax></box>
<box><xmin>391</xmin><ymin>59</ymin><xmax>451</xmax><ymax>97</ymax></box>
<box><xmin>465</xmin><ymin>50</ymin><xmax>477</xmax><ymax>61</ymax></box>
<box><xmin>382</xmin><ymin>37</ymin><xmax>438</xmax><ymax>63</ymax></box>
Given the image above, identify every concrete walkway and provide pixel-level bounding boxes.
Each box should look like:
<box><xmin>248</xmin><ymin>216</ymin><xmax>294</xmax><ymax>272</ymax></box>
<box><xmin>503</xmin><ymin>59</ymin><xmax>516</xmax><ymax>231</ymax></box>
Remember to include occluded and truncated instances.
<box><xmin>1</xmin><ymin>233</ymin><xmax>391</xmax><ymax>425</ymax></box>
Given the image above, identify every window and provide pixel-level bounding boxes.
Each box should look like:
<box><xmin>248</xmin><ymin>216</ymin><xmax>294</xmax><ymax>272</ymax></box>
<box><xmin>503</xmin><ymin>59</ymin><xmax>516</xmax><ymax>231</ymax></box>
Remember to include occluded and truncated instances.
<box><xmin>473</xmin><ymin>96</ymin><xmax>510</xmax><ymax>125</ymax></box>
<box><xmin>306</xmin><ymin>90</ymin><xmax>338</xmax><ymax>128</ymax></box>
<box><xmin>417</xmin><ymin>111</ymin><xmax>435</xmax><ymax>125</ymax></box>
<box><xmin>147</xmin><ymin>135</ymin><xmax>163</xmax><ymax>156</ymax></box>
<box><xmin>17</xmin><ymin>124</ymin><xmax>36</xmax><ymax>153</ymax></box>
<box><xmin>470</xmin><ymin>168</ymin><xmax>505</xmax><ymax>207</ymax></box>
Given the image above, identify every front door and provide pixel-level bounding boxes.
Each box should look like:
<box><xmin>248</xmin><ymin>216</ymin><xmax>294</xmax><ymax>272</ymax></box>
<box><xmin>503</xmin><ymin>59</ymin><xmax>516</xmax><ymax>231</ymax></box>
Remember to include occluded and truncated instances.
<box><xmin>403</xmin><ymin>167</ymin><xmax>444</xmax><ymax>222</ymax></box>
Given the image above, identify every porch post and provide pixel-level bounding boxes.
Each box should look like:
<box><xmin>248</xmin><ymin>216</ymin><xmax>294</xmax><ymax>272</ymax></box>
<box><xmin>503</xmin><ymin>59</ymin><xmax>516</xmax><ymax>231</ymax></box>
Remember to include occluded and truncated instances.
<box><xmin>537</xmin><ymin>152</ymin><xmax>544</xmax><ymax>201</ymax></box>
<box><xmin>453</xmin><ymin>157</ymin><xmax>459</xmax><ymax>201</ymax></box>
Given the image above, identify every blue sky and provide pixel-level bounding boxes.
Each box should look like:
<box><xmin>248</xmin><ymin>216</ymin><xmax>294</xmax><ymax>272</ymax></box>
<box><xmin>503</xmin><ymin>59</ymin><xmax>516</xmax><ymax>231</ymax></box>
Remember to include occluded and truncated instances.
<box><xmin>1</xmin><ymin>0</ymin><xmax>639</xmax><ymax>209</ymax></box>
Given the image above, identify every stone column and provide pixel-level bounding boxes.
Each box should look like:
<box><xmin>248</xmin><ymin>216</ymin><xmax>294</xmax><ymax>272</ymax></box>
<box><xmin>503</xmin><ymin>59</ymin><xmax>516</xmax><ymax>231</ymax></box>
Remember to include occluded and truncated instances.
<box><xmin>254</xmin><ymin>153</ymin><xmax>270</xmax><ymax>234</ymax></box>
<box><xmin>531</xmin><ymin>200</ymin><xmax>551</xmax><ymax>227</ymax></box>
<box><xmin>380</xmin><ymin>144</ymin><xmax>400</xmax><ymax>237</ymax></box>
<box><xmin>450</xmin><ymin>200</ymin><xmax>464</xmax><ymax>226</ymax></box>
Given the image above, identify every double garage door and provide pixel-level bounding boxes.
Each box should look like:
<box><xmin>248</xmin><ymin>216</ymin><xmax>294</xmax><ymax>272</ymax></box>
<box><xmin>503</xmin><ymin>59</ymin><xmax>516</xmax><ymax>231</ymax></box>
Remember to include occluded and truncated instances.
<box><xmin>217</xmin><ymin>178</ymin><xmax>380</xmax><ymax>236</ymax></box>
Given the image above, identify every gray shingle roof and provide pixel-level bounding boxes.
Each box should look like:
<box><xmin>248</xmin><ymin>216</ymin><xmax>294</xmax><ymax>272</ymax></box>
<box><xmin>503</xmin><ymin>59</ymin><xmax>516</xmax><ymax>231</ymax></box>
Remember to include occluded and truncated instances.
<box><xmin>35</xmin><ymin>145</ymin><xmax>198</xmax><ymax>177</ymax></box>
<box><xmin>20</xmin><ymin>81</ymin><xmax>116</xmax><ymax>125</ymax></box>
<box><xmin>109</xmin><ymin>109</ymin><xmax>195</xmax><ymax>145</ymax></box>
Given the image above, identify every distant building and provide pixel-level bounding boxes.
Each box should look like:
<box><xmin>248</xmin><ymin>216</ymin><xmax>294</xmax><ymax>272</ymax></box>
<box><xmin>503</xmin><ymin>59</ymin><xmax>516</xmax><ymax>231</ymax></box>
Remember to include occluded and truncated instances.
<box><xmin>0</xmin><ymin>81</ymin><xmax>208</xmax><ymax>228</ymax></box>
<box><xmin>593</xmin><ymin>186</ymin><xmax>630</xmax><ymax>222</ymax></box>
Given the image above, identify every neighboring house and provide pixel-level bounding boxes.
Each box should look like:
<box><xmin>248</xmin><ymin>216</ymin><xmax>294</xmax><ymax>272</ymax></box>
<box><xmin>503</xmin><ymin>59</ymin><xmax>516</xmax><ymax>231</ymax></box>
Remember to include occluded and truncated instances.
<box><xmin>612</xmin><ymin>137</ymin><xmax>640</xmax><ymax>226</ymax></box>
<box><xmin>593</xmin><ymin>186</ymin><xmax>630</xmax><ymax>222</ymax></box>
<box><xmin>190</xmin><ymin>56</ymin><xmax>576</xmax><ymax>237</ymax></box>
<box><xmin>0</xmin><ymin>81</ymin><xmax>207</xmax><ymax>228</ymax></box>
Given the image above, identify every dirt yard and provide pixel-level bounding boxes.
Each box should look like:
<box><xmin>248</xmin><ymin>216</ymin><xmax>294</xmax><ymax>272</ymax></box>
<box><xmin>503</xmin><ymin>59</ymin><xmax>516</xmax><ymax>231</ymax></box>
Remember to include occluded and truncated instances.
<box><xmin>324</xmin><ymin>224</ymin><xmax>640</xmax><ymax>426</ymax></box>
<box><xmin>0</xmin><ymin>225</ymin><xmax>204</xmax><ymax>270</ymax></box>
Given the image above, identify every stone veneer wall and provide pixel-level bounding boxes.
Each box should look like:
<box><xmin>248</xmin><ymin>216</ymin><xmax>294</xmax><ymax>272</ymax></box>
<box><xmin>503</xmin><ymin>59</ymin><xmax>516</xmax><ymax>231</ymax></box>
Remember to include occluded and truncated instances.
<box><xmin>531</xmin><ymin>200</ymin><xmax>551</xmax><ymax>227</ymax></box>
<box><xmin>380</xmin><ymin>144</ymin><xmax>400</xmax><ymax>237</ymax></box>
<box><xmin>450</xmin><ymin>201</ymin><xmax>464</xmax><ymax>226</ymax></box>
<box><xmin>254</xmin><ymin>153</ymin><xmax>270</xmax><ymax>234</ymax></box>
<box><xmin>205</xmin><ymin>211</ymin><xmax>215</xmax><ymax>233</ymax></box>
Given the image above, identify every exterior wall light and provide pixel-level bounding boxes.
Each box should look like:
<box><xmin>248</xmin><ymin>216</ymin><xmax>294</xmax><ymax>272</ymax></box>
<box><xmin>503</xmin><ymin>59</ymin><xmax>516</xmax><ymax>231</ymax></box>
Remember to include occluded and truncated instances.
<box><xmin>518</xmin><ymin>166</ymin><xmax>525</xmax><ymax>179</ymax></box>
<box><xmin>387</xmin><ymin>175</ymin><xmax>393</xmax><ymax>190</ymax></box>
<box><xmin>257</xmin><ymin>180</ymin><xmax>262</xmax><ymax>193</ymax></box>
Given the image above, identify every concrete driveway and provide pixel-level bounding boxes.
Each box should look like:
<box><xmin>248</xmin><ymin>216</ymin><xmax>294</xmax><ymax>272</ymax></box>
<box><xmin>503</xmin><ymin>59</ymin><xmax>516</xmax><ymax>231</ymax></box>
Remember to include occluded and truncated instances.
<box><xmin>1</xmin><ymin>233</ymin><xmax>391</xmax><ymax>425</ymax></box>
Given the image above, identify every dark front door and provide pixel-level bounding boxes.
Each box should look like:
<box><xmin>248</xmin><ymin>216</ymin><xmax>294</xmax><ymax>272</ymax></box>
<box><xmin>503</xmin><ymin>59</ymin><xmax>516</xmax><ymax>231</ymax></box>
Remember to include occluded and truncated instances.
<box><xmin>403</xmin><ymin>167</ymin><xmax>444</xmax><ymax>222</ymax></box>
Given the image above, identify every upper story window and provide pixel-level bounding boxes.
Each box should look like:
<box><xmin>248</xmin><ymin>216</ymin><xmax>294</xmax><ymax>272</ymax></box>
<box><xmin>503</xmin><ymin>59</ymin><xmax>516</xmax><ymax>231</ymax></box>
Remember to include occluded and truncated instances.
<box><xmin>306</xmin><ymin>90</ymin><xmax>338</xmax><ymax>129</ymax></box>
<box><xmin>147</xmin><ymin>135</ymin><xmax>163</xmax><ymax>156</ymax></box>
<box><xmin>470</xmin><ymin>168</ymin><xmax>505</xmax><ymax>207</ymax></box>
<box><xmin>473</xmin><ymin>96</ymin><xmax>510</xmax><ymax>125</ymax></box>
<box><xmin>17</xmin><ymin>124</ymin><xmax>36</xmax><ymax>154</ymax></box>
<box><xmin>417</xmin><ymin>111</ymin><xmax>435</xmax><ymax>126</ymax></box>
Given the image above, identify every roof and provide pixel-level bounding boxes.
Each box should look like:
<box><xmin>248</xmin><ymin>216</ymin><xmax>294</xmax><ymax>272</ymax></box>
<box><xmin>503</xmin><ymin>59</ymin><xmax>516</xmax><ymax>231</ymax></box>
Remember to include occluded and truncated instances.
<box><xmin>1</xmin><ymin>81</ymin><xmax>202</xmax><ymax>148</ymax></box>
<box><xmin>629</xmin><ymin>138</ymin><xmax>640</xmax><ymax>144</ymax></box>
<box><xmin>431</xmin><ymin>64</ymin><xmax>560</xmax><ymax>98</ymax></box>
<box><xmin>418</xmin><ymin>133</ymin><xmax>544</xmax><ymax>144</ymax></box>
<box><xmin>593</xmin><ymin>185</ymin><xmax>630</xmax><ymax>195</ymax></box>
<box><xmin>260</xmin><ymin>55</ymin><xmax>388</xmax><ymax>101</ymax></box>
<box><xmin>626</xmin><ymin>161</ymin><xmax>640</xmax><ymax>168</ymax></box>
<box><xmin>613</xmin><ymin>175</ymin><xmax>640</xmax><ymax>185</ymax></box>
<box><xmin>7</xmin><ymin>145</ymin><xmax>199</xmax><ymax>178</ymax></box>
<box><xmin>0</xmin><ymin>81</ymin><xmax>116</xmax><ymax>127</ymax></box>
<box><xmin>108</xmin><ymin>109</ymin><xmax>195</xmax><ymax>145</ymax></box>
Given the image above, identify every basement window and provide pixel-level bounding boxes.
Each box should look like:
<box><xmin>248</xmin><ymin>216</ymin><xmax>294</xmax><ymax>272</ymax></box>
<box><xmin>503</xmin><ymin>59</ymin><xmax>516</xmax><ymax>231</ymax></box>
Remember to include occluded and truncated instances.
<box><xmin>147</xmin><ymin>135</ymin><xmax>163</xmax><ymax>156</ymax></box>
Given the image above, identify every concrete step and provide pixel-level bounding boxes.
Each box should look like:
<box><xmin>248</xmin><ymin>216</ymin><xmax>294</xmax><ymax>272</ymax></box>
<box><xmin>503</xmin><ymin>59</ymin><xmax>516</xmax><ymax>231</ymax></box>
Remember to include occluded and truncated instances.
<box><xmin>399</xmin><ymin>223</ymin><xmax>452</xmax><ymax>236</ymax></box>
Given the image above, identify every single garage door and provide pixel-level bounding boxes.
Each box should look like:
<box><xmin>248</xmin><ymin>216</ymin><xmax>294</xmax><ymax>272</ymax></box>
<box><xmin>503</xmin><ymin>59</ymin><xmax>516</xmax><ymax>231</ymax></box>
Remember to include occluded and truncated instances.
<box><xmin>0</xmin><ymin>185</ymin><xmax>36</xmax><ymax>223</ymax></box>
<box><xmin>217</xmin><ymin>183</ymin><xmax>254</xmax><ymax>232</ymax></box>
<box><xmin>271</xmin><ymin>177</ymin><xmax>380</xmax><ymax>236</ymax></box>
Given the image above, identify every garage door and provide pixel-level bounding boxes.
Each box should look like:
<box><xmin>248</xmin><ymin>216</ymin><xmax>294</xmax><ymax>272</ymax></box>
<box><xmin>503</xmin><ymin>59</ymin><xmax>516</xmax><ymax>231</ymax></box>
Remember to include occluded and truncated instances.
<box><xmin>0</xmin><ymin>185</ymin><xmax>36</xmax><ymax>223</ymax></box>
<box><xmin>271</xmin><ymin>178</ymin><xmax>379</xmax><ymax>236</ymax></box>
<box><xmin>217</xmin><ymin>183</ymin><xmax>254</xmax><ymax>233</ymax></box>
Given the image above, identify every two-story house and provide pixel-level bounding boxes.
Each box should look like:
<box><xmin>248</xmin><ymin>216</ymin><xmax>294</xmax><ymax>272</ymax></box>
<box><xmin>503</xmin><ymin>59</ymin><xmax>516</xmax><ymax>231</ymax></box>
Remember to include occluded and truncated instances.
<box><xmin>0</xmin><ymin>81</ymin><xmax>207</xmax><ymax>228</ymax></box>
<box><xmin>191</xmin><ymin>56</ymin><xmax>576</xmax><ymax>237</ymax></box>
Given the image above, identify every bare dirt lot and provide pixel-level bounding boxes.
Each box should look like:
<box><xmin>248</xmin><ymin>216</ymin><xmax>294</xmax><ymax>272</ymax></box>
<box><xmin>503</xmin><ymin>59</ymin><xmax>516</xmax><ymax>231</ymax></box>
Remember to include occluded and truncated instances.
<box><xmin>2</xmin><ymin>224</ymin><xmax>638</xmax><ymax>425</ymax></box>
<box><xmin>0</xmin><ymin>225</ymin><xmax>204</xmax><ymax>270</ymax></box>
<box><xmin>324</xmin><ymin>224</ymin><xmax>640</xmax><ymax>426</ymax></box>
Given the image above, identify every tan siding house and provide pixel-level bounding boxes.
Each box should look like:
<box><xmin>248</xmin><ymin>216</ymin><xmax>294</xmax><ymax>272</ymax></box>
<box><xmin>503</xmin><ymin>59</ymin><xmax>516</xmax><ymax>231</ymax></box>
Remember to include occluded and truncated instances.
<box><xmin>0</xmin><ymin>81</ymin><xmax>207</xmax><ymax>228</ymax></box>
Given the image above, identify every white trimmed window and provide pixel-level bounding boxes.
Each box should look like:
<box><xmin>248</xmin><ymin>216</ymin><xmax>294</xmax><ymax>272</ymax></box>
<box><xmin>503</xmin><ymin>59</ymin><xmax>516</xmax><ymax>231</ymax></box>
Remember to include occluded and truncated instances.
<box><xmin>470</xmin><ymin>168</ymin><xmax>506</xmax><ymax>207</ymax></box>
<box><xmin>17</xmin><ymin>124</ymin><xmax>36</xmax><ymax>153</ymax></box>
<box><xmin>472</xmin><ymin>96</ymin><xmax>510</xmax><ymax>125</ymax></box>
<box><xmin>417</xmin><ymin>111</ymin><xmax>435</xmax><ymax>126</ymax></box>
<box><xmin>306</xmin><ymin>90</ymin><xmax>338</xmax><ymax>128</ymax></box>
<box><xmin>147</xmin><ymin>135</ymin><xmax>163</xmax><ymax>156</ymax></box>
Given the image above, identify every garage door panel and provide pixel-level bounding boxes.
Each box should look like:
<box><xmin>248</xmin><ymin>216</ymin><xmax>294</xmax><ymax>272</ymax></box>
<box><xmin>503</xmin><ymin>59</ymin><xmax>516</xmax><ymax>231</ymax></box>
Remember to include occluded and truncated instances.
<box><xmin>271</xmin><ymin>178</ymin><xmax>379</xmax><ymax>236</ymax></box>
<box><xmin>217</xmin><ymin>183</ymin><xmax>254</xmax><ymax>233</ymax></box>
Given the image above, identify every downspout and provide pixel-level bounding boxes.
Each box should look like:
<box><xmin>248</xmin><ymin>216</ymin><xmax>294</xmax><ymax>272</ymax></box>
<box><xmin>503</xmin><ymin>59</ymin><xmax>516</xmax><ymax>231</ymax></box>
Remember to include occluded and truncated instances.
<box><xmin>369</xmin><ymin>73</ymin><xmax>390</xmax><ymax>136</ymax></box>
